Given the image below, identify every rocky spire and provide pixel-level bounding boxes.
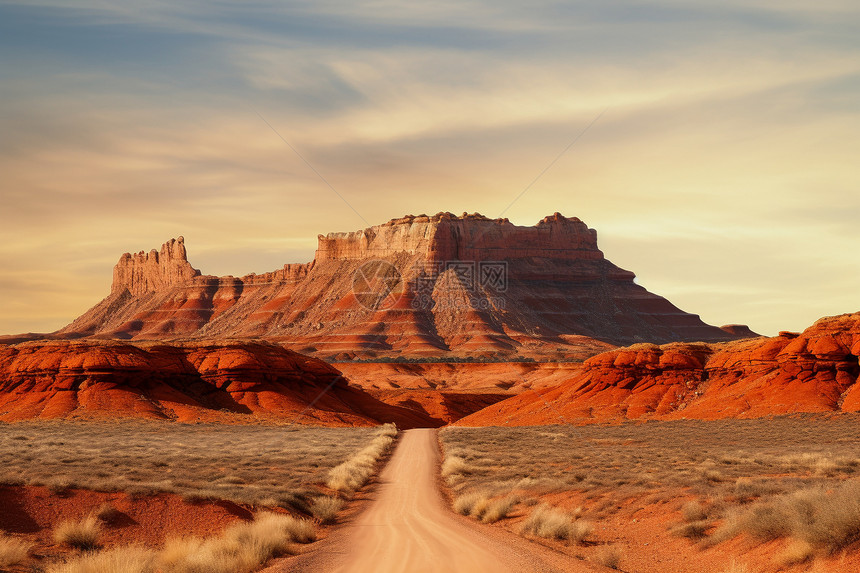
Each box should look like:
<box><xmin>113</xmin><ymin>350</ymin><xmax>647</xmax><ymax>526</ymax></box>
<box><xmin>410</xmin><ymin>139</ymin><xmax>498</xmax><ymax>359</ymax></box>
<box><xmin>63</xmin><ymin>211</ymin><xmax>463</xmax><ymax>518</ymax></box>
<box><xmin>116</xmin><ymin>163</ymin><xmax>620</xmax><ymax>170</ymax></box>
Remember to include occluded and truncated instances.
<box><xmin>111</xmin><ymin>237</ymin><xmax>201</xmax><ymax>296</ymax></box>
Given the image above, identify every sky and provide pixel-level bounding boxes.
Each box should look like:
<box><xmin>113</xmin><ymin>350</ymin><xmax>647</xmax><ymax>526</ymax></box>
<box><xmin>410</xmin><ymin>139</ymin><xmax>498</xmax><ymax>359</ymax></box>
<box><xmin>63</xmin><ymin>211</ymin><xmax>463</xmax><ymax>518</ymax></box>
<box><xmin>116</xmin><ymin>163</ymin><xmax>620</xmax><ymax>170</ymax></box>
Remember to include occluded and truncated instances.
<box><xmin>1</xmin><ymin>0</ymin><xmax>858</xmax><ymax>337</ymax></box>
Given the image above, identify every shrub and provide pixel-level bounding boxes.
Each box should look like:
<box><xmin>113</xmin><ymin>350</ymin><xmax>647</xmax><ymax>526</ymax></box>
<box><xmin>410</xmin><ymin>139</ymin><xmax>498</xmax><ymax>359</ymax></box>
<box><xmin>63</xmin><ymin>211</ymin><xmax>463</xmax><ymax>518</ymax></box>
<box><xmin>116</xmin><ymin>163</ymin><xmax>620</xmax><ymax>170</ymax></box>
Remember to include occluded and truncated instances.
<box><xmin>480</xmin><ymin>495</ymin><xmax>519</xmax><ymax>524</ymax></box>
<box><xmin>710</xmin><ymin>480</ymin><xmax>860</xmax><ymax>552</ymax></box>
<box><xmin>0</xmin><ymin>534</ymin><xmax>33</xmax><ymax>567</ymax></box>
<box><xmin>594</xmin><ymin>544</ymin><xmax>622</xmax><ymax>570</ymax></box>
<box><xmin>54</xmin><ymin>515</ymin><xmax>102</xmax><ymax>550</ymax></box>
<box><xmin>777</xmin><ymin>539</ymin><xmax>813</xmax><ymax>566</ymax></box>
<box><xmin>681</xmin><ymin>501</ymin><xmax>708</xmax><ymax>522</ymax></box>
<box><xmin>311</xmin><ymin>496</ymin><xmax>344</xmax><ymax>524</ymax></box>
<box><xmin>440</xmin><ymin>456</ymin><xmax>470</xmax><ymax>481</ymax></box>
<box><xmin>453</xmin><ymin>491</ymin><xmax>487</xmax><ymax>516</ymax></box>
<box><xmin>520</xmin><ymin>504</ymin><xmax>591</xmax><ymax>544</ymax></box>
<box><xmin>672</xmin><ymin>520</ymin><xmax>711</xmax><ymax>540</ymax></box>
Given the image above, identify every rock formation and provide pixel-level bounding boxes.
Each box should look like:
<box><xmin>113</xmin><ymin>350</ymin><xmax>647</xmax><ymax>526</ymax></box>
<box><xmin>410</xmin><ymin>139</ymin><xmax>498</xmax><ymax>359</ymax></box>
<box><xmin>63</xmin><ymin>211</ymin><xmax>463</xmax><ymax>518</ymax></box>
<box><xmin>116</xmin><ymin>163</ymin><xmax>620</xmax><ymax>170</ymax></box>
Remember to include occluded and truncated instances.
<box><xmin>52</xmin><ymin>213</ymin><xmax>750</xmax><ymax>360</ymax></box>
<box><xmin>456</xmin><ymin>312</ymin><xmax>860</xmax><ymax>425</ymax></box>
<box><xmin>112</xmin><ymin>237</ymin><xmax>201</xmax><ymax>296</ymax></box>
<box><xmin>0</xmin><ymin>340</ymin><xmax>437</xmax><ymax>427</ymax></box>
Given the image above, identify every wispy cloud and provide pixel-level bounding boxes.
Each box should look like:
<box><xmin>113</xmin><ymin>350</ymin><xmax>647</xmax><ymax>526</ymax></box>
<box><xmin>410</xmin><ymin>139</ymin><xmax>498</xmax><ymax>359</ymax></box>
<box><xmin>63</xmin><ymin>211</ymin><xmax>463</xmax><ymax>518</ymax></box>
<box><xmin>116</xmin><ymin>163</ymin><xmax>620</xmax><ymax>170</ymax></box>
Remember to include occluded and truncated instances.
<box><xmin>0</xmin><ymin>0</ymin><xmax>858</xmax><ymax>335</ymax></box>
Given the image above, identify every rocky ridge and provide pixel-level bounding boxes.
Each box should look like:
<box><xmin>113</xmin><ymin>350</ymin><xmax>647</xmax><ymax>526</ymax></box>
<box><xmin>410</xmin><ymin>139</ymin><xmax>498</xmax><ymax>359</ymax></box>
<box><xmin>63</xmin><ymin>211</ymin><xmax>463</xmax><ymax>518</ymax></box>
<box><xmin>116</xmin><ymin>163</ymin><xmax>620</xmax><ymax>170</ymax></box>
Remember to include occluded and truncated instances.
<box><xmin>51</xmin><ymin>213</ymin><xmax>750</xmax><ymax>359</ymax></box>
<box><xmin>0</xmin><ymin>339</ymin><xmax>437</xmax><ymax>426</ymax></box>
<box><xmin>456</xmin><ymin>312</ymin><xmax>860</xmax><ymax>425</ymax></box>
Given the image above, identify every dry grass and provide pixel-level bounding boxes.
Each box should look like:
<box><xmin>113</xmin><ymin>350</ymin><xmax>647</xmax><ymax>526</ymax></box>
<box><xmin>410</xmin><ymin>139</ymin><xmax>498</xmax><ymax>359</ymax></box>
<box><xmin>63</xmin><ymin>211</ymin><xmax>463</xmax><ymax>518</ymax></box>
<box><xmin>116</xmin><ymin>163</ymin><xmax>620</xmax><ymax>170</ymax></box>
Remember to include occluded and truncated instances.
<box><xmin>326</xmin><ymin>424</ymin><xmax>397</xmax><ymax>494</ymax></box>
<box><xmin>594</xmin><ymin>544</ymin><xmax>623</xmax><ymax>570</ymax></box>
<box><xmin>520</xmin><ymin>504</ymin><xmax>592</xmax><ymax>544</ymax></box>
<box><xmin>162</xmin><ymin>512</ymin><xmax>316</xmax><ymax>571</ymax></box>
<box><xmin>310</xmin><ymin>496</ymin><xmax>344</xmax><ymax>524</ymax></box>
<box><xmin>453</xmin><ymin>491</ymin><xmax>488</xmax><ymax>516</ymax></box>
<box><xmin>49</xmin><ymin>512</ymin><xmax>316</xmax><ymax>573</ymax></box>
<box><xmin>441</xmin><ymin>456</ymin><xmax>472</xmax><ymax>482</ymax></box>
<box><xmin>0</xmin><ymin>421</ymin><xmax>388</xmax><ymax>511</ymax></box>
<box><xmin>711</xmin><ymin>480</ymin><xmax>860</xmax><ymax>552</ymax></box>
<box><xmin>720</xmin><ymin>561</ymin><xmax>749</xmax><ymax>573</ymax></box>
<box><xmin>453</xmin><ymin>491</ymin><xmax>519</xmax><ymax>523</ymax></box>
<box><xmin>0</xmin><ymin>534</ymin><xmax>33</xmax><ymax>567</ymax></box>
<box><xmin>47</xmin><ymin>546</ymin><xmax>155</xmax><ymax>573</ymax></box>
<box><xmin>480</xmin><ymin>495</ymin><xmax>519</xmax><ymax>523</ymax></box>
<box><xmin>440</xmin><ymin>416</ymin><xmax>860</xmax><ymax>565</ymax></box>
<box><xmin>54</xmin><ymin>515</ymin><xmax>102</xmax><ymax>550</ymax></box>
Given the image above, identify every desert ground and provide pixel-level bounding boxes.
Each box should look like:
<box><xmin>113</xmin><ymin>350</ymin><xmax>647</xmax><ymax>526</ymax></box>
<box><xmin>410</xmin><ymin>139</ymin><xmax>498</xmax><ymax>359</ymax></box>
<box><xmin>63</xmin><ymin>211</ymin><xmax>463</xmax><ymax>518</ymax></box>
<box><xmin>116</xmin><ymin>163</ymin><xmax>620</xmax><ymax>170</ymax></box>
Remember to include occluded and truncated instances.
<box><xmin>2</xmin><ymin>415</ymin><xmax>860</xmax><ymax>573</ymax></box>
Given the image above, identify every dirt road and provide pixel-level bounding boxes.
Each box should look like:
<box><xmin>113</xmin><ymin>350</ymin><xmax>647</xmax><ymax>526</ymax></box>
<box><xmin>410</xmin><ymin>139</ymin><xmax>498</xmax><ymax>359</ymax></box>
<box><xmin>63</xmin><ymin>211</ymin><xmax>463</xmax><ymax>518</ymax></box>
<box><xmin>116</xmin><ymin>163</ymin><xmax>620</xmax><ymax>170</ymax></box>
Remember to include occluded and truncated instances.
<box><xmin>274</xmin><ymin>428</ymin><xmax>594</xmax><ymax>573</ymax></box>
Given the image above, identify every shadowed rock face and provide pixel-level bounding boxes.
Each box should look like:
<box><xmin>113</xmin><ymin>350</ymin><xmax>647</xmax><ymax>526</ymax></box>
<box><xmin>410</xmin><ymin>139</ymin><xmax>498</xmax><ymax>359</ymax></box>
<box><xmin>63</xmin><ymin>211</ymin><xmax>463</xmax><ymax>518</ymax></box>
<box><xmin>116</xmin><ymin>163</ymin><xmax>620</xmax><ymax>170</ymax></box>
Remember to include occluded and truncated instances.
<box><xmin>455</xmin><ymin>312</ymin><xmax>860</xmax><ymax>425</ymax></box>
<box><xmin>54</xmin><ymin>212</ymin><xmax>750</xmax><ymax>360</ymax></box>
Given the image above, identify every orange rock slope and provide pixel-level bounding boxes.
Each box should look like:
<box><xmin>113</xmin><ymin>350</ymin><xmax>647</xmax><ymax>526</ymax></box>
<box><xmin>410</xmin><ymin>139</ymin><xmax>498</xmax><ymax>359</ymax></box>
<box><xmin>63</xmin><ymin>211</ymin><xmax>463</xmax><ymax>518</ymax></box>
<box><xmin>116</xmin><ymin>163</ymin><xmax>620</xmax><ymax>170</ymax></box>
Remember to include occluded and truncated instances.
<box><xmin>0</xmin><ymin>340</ymin><xmax>438</xmax><ymax>427</ymax></box>
<box><xmin>457</xmin><ymin>313</ymin><xmax>860</xmax><ymax>425</ymax></box>
<box><xmin>53</xmin><ymin>213</ymin><xmax>751</xmax><ymax>360</ymax></box>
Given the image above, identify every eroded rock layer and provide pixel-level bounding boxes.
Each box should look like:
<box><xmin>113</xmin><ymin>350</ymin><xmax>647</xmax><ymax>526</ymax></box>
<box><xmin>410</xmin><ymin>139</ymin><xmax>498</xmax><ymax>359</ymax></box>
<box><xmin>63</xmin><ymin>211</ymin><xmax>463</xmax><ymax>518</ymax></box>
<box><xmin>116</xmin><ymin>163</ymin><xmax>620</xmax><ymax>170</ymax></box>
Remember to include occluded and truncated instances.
<box><xmin>0</xmin><ymin>340</ymin><xmax>437</xmax><ymax>427</ymax></box>
<box><xmin>54</xmin><ymin>213</ymin><xmax>749</xmax><ymax>360</ymax></box>
<box><xmin>456</xmin><ymin>313</ymin><xmax>860</xmax><ymax>425</ymax></box>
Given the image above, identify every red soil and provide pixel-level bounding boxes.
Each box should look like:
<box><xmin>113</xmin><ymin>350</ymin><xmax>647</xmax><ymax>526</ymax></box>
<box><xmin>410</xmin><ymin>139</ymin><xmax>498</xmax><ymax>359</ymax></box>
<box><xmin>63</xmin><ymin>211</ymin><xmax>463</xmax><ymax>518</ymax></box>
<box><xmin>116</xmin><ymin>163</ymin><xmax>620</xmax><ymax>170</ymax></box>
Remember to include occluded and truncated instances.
<box><xmin>486</xmin><ymin>489</ymin><xmax>860</xmax><ymax>573</ymax></box>
<box><xmin>0</xmin><ymin>485</ymin><xmax>253</xmax><ymax>570</ymax></box>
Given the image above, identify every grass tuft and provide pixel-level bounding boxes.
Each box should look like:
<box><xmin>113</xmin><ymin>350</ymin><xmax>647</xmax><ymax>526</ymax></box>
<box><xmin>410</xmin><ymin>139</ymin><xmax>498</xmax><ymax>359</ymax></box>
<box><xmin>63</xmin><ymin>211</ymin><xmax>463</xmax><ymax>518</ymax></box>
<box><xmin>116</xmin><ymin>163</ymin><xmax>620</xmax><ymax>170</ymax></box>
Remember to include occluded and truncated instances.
<box><xmin>480</xmin><ymin>495</ymin><xmax>519</xmax><ymax>524</ymax></box>
<box><xmin>594</xmin><ymin>544</ymin><xmax>623</xmax><ymax>570</ymax></box>
<box><xmin>54</xmin><ymin>515</ymin><xmax>102</xmax><ymax>550</ymax></box>
<box><xmin>311</xmin><ymin>496</ymin><xmax>344</xmax><ymax>524</ymax></box>
<box><xmin>520</xmin><ymin>504</ymin><xmax>592</xmax><ymax>544</ymax></box>
<box><xmin>0</xmin><ymin>534</ymin><xmax>33</xmax><ymax>568</ymax></box>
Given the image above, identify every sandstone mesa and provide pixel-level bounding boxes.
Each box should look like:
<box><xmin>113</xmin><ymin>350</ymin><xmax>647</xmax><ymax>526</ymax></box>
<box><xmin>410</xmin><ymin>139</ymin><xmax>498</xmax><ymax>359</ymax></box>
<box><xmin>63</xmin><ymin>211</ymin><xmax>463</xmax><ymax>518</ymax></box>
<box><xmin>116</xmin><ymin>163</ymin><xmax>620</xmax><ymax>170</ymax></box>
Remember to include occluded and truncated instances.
<box><xmin>56</xmin><ymin>212</ymin><xmax>750</xmax><ymax>360</ymax></box>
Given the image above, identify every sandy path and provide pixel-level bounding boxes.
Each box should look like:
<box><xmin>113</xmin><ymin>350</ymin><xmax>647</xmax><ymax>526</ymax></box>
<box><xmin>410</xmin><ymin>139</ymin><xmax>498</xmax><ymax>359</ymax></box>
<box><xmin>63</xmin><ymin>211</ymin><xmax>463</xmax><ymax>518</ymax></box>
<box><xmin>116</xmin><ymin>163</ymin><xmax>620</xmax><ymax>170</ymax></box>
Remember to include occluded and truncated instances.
<box><xmin>271</xmin><ymin>428</ymin><xmax>594</xmax><ymax>573</ymax></box>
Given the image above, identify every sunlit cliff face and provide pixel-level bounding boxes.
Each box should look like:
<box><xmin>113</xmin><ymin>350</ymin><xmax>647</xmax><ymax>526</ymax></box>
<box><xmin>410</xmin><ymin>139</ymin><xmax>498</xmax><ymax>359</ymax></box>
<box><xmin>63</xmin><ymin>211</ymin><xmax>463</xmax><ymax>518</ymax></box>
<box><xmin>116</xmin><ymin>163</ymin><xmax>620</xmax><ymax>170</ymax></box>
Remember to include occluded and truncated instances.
<box><xmin>1</xmin><ymin>0</ymin><xmax>858</xmax><ymax>336</ymax></box>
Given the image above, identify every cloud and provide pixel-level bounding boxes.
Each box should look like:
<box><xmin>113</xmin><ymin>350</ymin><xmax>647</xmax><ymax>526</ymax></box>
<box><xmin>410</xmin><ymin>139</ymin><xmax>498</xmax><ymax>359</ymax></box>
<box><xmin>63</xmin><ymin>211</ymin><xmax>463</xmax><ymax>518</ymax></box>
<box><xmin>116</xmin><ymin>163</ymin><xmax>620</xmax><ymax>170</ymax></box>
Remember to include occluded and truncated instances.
<box><xmin>0</xmin><ymin>0</ymin><xmax>858</xmax><ymax>335</ymax></box>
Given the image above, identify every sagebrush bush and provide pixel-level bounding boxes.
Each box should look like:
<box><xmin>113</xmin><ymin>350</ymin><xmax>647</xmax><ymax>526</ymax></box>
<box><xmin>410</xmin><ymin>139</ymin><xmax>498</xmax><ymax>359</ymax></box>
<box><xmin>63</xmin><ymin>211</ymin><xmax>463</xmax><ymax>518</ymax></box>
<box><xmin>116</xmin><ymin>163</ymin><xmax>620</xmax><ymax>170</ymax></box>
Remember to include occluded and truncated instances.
<box><xmin>54</xmin><ymin>515</ymin><xmax>102</xmax><ymax>550</ymax></box>
<box><xmin>0</xmin><ymin>534</ymin><xmax>33</xmax><ymax>567</ymax></box>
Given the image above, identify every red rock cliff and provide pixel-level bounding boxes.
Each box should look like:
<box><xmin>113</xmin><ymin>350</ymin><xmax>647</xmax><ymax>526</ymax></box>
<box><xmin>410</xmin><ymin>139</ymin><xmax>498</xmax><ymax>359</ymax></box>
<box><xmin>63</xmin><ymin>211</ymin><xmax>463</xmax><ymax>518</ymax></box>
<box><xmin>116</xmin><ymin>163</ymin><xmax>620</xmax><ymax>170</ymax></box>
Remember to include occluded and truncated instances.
<box><xmin>112</xmin><ymin>237</ymin><xmax>201</xmax><ymax>296</ymax></box>
<box><xmin>315</xmin><ymin>212</ymin><xmax>602</xmax><ymax>265</ymax></box>
<box><xmin>58</xmin><ymin>213</ymin><xmax>751</xmax><ymax>358</ymax></box>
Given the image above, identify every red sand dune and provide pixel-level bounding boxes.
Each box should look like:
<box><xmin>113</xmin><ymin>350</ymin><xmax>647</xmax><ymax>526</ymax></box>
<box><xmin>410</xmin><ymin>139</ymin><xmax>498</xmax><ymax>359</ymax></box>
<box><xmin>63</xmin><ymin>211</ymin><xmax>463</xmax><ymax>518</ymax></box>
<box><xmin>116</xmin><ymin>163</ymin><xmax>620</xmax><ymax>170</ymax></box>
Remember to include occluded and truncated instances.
<box><xmin>457</xmin><ymin>312</ymin><xmax>860</xmax><ymax>425</ymax></box>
